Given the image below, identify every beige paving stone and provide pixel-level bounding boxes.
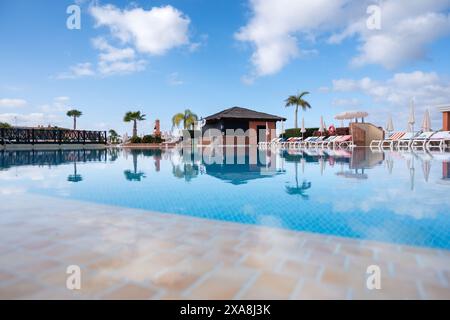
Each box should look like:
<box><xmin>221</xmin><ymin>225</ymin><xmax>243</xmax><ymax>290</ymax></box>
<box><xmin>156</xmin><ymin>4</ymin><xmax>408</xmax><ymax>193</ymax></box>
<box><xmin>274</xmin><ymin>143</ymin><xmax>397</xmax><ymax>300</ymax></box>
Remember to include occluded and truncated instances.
<box><xmin>321</xmin><ymin>268</ymin><xmax>366</xmax><ymax>289</ymax></box>
<box><xmin>0</xmin><ymin>270</ymin><xmax>16</xmax><ymax>282</ymax></box>
<box><xmin>240</xmin><ymin>253</ymin><xmax>279</xmax><ymax>271</ymax></box>
<box><xmin>352</xmin><ymin>279</ymin><xmax>421</xmax><ymax>299</ymax></box>
<box><xmin>0</xmin><ymin>279</ymin><xmax>43</xmax><ymax>299</ymax></box>
<box><xmin>102</xmin><ymin>283</ymin><xmax>157</xmax><ymax>300</ymax></box>
<box><xmin>339</xmin><ymin>244</ymin><xmax>375</xmax><ymax>258</ymax></box>
<box><xmin>14</xmin><ymin>258</ymin><xmax>61</xmax><ymax>276</ymax></box>
<box><xmin>187</xmin><ymin>266</ymin><xmax>255</xmax><ymax>299</ymax></box>
<box><xmin>418</xmin><ymin>255</ymin><xmax>450</xmax><ymax>271</ymax></box>
<box><xmin>241</xmin><ymin>272</ymin><xmax>298</xmax><ymax>300</ymax></box>
<box><xmin>279</xmin><ymin>260</ymin><xmax>321</xmax><ymax>279</ymax></box>
<box><xmin>308</xmin><ymin>251</ymin><xmax>347</xmax><ymax>268</ymax></box>
<box><xmin>151</xmin><ymin>269</ymin><xmax>200</xmax><ymax>291</ymax></box>
<box><xmin>293</xmin><ymin>280</ymin><xmax>348</xmax><ymax>300</ymax></box>
<box><xmin>421</xmin><ymin>283</ymin><xmax>450</xmax><ymax>300</ymax></box>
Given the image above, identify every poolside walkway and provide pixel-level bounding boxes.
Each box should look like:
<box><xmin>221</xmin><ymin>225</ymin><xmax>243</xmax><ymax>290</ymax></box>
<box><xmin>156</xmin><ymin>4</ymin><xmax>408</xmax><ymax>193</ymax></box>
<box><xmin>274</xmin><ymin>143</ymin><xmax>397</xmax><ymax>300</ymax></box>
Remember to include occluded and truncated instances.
<box><xmin>0</xmin><ymin>194</ymin><xmax>449</xmax><ymax>299</ymax></box>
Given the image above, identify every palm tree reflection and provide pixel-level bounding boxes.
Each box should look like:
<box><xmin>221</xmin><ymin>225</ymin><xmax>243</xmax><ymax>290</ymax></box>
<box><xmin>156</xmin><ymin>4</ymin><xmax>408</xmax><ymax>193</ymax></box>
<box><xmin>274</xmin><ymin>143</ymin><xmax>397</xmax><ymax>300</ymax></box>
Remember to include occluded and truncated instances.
<box><xmin>67</xmin><ymin>162</ymin><xmax>83</xmax><ymax>183</ymax></box>
<box><xmin>285</xmin><ymin>158</ymin><xmax>311</xmax><ymax>199</ymax></box>
<box><xmin>124</xmin><ymin>151</ymin><xmax>146</xmax><ymax>181</ymax></box>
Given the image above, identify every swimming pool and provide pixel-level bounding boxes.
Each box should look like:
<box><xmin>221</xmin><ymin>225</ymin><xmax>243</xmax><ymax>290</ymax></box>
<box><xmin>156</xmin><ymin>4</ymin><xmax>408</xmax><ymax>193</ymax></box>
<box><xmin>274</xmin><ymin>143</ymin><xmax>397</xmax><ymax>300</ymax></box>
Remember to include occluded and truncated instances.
<box><xmin>1</xmin><ymin>147</ymin><xmax>449</xmax><ymax>250</ymax></box>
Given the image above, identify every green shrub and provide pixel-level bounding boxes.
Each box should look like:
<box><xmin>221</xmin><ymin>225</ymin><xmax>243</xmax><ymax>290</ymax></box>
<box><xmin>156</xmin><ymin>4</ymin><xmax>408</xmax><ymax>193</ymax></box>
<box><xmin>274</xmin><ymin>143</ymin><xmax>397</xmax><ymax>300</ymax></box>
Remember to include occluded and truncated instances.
<box><xmin>142</xmin><ymin>135</ymin><xmax>163</xmax><ymax>144</ymax></box>
<box><xmin>282</xmin><ymin>128</ymin><xmax>319</xmax><ymax>138</ymax></box>
<box><xmin>130</xmin><ymin>136</ymin><xmax>142</xmax><ymax>143</ymax></box>
<box><xmin>0</xmin><ymin>122</ymin><xmax>11</xmax><ymax>128</ymax></box>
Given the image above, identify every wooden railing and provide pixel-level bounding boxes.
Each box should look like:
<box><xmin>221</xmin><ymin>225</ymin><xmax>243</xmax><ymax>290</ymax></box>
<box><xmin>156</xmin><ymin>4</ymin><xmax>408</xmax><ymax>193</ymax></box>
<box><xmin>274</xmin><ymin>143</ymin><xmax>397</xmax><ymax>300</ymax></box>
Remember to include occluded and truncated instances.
<box><xmin>0</xmin><ymin>128</ymin><xmax>107</xmax><ymax>145</ymax></box>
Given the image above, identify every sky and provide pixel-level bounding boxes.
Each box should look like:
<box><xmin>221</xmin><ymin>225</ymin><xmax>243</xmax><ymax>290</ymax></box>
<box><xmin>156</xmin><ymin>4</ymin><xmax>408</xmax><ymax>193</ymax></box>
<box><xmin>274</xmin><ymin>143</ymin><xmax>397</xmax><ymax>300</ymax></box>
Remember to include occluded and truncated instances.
<box><xmin>1</xmin><ymin>0</ymin><xmax>450</xmax><ymax>136</ymax></box>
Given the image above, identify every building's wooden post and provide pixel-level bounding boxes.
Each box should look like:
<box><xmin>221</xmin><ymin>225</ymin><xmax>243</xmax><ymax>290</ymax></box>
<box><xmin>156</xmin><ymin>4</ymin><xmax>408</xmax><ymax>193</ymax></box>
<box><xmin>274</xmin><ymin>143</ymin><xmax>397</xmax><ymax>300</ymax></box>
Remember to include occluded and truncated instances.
<box><xmin>443</xmin><ymin>111</ymin><xmax>450</xmax><ymax>131</ymax></box>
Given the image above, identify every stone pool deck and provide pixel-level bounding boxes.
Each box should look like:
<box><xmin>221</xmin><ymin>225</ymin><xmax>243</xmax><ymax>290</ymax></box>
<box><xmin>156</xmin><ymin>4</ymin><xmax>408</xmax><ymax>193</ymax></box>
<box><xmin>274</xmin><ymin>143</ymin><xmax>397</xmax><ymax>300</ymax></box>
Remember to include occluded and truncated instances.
<box><xmin>0</xmin><ymin>194</ymin><xmax>449</xmax><ymax>300</ymax></box>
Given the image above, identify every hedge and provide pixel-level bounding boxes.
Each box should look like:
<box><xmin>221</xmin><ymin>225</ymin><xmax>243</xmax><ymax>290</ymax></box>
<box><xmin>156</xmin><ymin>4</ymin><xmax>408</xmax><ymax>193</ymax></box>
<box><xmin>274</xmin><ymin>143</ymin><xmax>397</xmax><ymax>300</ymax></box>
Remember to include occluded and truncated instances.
<box><xmin>282</xmin><ymin>128</ymin><xmax>320</xmax><ymax>138</ymax></box>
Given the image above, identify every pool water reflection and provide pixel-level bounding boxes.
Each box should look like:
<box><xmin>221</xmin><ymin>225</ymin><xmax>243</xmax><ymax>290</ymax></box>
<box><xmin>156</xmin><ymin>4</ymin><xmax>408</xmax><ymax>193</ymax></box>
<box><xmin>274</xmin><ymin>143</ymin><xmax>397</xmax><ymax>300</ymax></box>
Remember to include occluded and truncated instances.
<box><xmin>1</xmin><ymin>147</ymin><xmax>449</xmax><ymax>250</ymax></box>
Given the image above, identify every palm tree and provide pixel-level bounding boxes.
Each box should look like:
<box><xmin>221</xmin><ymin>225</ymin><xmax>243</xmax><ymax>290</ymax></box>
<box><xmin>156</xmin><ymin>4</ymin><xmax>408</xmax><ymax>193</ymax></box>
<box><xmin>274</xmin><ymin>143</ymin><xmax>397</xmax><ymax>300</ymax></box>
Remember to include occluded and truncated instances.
<box><xmin>108</xmin><ymin>129</ymin><xmax>119</xmax><ymax>144</ymax></box>
<box><xmin>66</xmin><ymin>109</ymin><xmax>82</xmax><ymax>130</ymax></box>
<box><xmin>172</xmin><ymin>109</ymin><xmax>198</xmax><ymax>130</ymax></box>
<box><xmin>285</xmin><ymin>91</ymin><xmax>311</xmax><ymax>128</ymax></box>
<box><xmin>123</xmin><ymin>111</ymin><xmax>146</xmax><ymax>138</ymax></box>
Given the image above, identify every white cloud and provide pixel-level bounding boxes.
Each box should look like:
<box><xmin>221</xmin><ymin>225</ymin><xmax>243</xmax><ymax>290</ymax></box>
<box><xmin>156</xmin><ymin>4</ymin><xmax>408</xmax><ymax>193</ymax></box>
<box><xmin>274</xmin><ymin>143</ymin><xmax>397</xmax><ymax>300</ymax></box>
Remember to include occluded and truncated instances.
<box><xmin>57</xmin><ymin>63</ymin><xmax>95</xmax><ymax>79</ymax></box>
<box><xmin>331</xmin><ymin>71</ymin><xmax>450</xmax><ymax>129</ymax></box>
<box><xmin>58</xmin><ymin>4</ymin><xmax>191</xmax><ymax>79</ymax></box>
<box><xmin>0</xmin><ymin>98</ymin><xmax>27</xmax><ymax>108</ymax></box>
<box><xmin>89</xmin><ymin>4</ymin><xmax>191</xmax><ymax>55</ymax></box>
<box><xmin>92</xmin><ymin>37</ymin><xmax>147</xmax><ymax>76</ymax></box>
<box><xmin>39</xmin><ymin>96</ymin><xmax>71</xmax><ymax>112</ymax></box>
<box><xmin>332</xmin><ymin>98</ymin><xmax>361</xmax><ymax>107</ymax></box>
<box><xmin>0</xmin><ymin>113</ymin><xmax>63</xmax><ymax>127</ymax></box>
<box><xmin>236</xmin><ymin>0</ymin><xmax>450</xmax><ymax>78</ymax></box>
<box><xmin>166</xmin><ymin>72</ymin><xmax>184</xmax><ymax>86</ymax></box>
<box><xmin>330</xmin><ymin>1</ymin><xmax>450</xmax><ymax>69</ymax></box>
<box><xmin>235</xmin><ymin>0</ymin><xmax>357</xmax><ymax>78</ymax></box>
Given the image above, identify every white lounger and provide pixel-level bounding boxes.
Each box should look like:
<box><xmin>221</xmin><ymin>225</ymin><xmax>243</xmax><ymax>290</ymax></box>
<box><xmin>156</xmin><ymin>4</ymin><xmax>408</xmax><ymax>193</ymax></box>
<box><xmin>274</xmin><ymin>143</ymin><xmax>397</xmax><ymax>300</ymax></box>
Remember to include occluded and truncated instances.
<box><xmin>425</xmin><ymin>131</ymin><xmax>450</xmax><ymax>150</ymax></box>
<box><xmin>370</xmin><ymin>132</ymin><xmax>403</xmax><ymax>148</ymax></box>
<box><xmin>396</xmin><ymin>132</ymin><xmax>417</xmax><ymax>149</ymax></box>
<box><xmin>374</xmin><ymin>132</ymin><xmax>405</xmax><ymax>149</ymax></box>
<box><xmin>308</xmin><ymin>136</ymin><xmax>326</xmax><ymax>148</ymax></box>
<box><xmin>298</xmin><ymin>136</ymin><xmax>317</xmax><ymax>148</ymax></box>
<box><xmin>411</xmin><ymin>132</ymin><xmax>436</xmax><ymax>150</ymax></box>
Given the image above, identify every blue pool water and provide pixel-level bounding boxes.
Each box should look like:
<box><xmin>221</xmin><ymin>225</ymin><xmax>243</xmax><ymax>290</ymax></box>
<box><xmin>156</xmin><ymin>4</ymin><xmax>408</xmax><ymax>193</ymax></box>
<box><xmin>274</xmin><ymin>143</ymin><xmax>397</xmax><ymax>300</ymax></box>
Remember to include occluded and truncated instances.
<box><xmin>1</xmin><ymin>147</ymin><xmax>450</xmax><ymax>249</ymax></box>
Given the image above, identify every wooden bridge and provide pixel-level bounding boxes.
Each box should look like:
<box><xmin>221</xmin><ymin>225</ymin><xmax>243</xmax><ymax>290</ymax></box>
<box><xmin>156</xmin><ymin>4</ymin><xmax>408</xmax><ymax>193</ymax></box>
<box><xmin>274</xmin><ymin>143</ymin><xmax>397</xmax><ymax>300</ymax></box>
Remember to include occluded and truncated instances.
<box><xmin>0</xmin><ymin>128</ymin><xmax>107</xmax><ymax>145</ymax></box>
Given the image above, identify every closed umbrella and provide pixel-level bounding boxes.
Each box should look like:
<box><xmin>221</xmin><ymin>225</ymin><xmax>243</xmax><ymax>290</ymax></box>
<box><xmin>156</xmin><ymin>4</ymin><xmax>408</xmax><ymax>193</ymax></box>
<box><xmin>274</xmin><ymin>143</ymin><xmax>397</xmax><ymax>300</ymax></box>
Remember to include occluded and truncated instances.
<box><xmin>422</xmin><ymin>109</ymin><xmax>431</xmax><ymax>132</ymax></box>
<box><xmin>386</xmin><ymin>115</ymin><xmax>394</xmax><ymax>133</ymax></box>
<box><xmin>319</xmin><ymin>116</ymin><xmax>324</xmax><ymax>135</ymax></box>
<box><xmin>301</xmin><ymin>117</ymin><xmax>306</xmax><ymax>140</ymax></box>
<box><xmin>408</xmin><ymin>98</ymin><xmax>416</xmax><ymax>133</ymax></box>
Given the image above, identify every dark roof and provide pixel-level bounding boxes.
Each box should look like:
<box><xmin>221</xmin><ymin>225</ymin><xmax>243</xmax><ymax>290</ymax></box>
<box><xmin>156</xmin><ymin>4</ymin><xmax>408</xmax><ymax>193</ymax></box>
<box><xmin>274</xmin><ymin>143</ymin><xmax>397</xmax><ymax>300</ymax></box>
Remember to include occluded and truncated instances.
<box><xmin>204</xmin><ymin>106</ymin><xmax>286</xmax><ymax>121</ymax></box>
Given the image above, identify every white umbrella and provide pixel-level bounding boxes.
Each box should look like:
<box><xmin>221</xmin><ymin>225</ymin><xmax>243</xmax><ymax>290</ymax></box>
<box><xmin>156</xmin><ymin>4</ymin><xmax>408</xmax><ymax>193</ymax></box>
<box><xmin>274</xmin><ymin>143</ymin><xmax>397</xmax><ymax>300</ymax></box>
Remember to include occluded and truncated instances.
<box><xmin>301</xmin><ymin>117</ymin><xmax>306</xmax><ymax>140</ymax></box>
<box><xmin>281</xmin><ymin>120</ymin><xmax>285</xmax><ymax>136</ymax></box>
<box><xmin>386</xmin><ymin>115</ymin><xmax>394</xmax><ymax>133</ymax></box>
<box><xmin>319</xmin><ymin>116</ymin><xmax>324</xmax><ymax>135</ymax></box>
<box><xmin>408</xmin><ymin>98</ymin><xmax>416</xmax><ymax>133</ymax></box>
<box><xmin>421</xmin><ymin>109</ymin><xmax>431</xmax><ymax>132</ymax></box>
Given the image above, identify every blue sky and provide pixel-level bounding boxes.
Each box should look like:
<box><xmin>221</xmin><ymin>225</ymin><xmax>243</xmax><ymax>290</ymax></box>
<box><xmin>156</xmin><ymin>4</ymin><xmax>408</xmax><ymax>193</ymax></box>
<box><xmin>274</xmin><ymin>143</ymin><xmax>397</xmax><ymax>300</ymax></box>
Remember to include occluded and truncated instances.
<box><xmin>1</xmin><ymin>0</ymin><xmax>450</xmax><ymax>135</ymax></box>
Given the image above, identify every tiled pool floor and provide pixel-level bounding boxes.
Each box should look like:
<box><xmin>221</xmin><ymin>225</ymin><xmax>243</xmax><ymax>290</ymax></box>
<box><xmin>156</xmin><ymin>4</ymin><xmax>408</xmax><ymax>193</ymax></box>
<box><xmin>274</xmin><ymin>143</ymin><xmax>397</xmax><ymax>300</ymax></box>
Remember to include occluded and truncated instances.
<box><xmin>0</xmin><ymin>194</ymin><xmax>449</xmax><ymax>300</ymax></box>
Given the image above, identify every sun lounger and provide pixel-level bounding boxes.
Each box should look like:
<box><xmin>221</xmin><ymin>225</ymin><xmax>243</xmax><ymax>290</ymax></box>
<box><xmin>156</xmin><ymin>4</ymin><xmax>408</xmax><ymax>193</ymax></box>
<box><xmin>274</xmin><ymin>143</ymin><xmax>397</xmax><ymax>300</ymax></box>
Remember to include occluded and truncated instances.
<box><xmin>315</xmin><ymin>136</ymin><xmax>336</xmax><ymax>148</ymax></box>
<box><xmin>332</xmin><ymin>135</ymin><xmax>353</xmax><ymax>148</ymax></box>
<box><xmin>376</xmin><ymin>132</ymin><xmax>405</xmax><ymax>149</ymax></box>
<box><xmin>411</xmin><ymin>132</ymin><xmax>436</xmax><ymax>150</ymax></box>
<box><xmin>426</xmin><ymin>131</ymin><xmax>450</xmax><ymax>150</ymax></box>
<box><xmin>298</xmin><ymin>136</ymin><xmax>316</xmax><ymax>148</ymax></box>
<box><xmin>280</xmin><ymin>137</ymin><xmax>295</xmax><ymax>147</ymax></box>
<box><xmin>288</xmin><ymin>137</ymin><xmax>303</xmax><ymax>148</ymax></box>
<box><xmin>308</xmin><ymin>136</ymin><xmax>326</xmax><ymax>148</ymax></box>
<box><xmin>324</xmin><ymin>136</ymin><xmax>341</xmax><ymax>148</ymax></box>
<box><xmin>337</xmin><ymin>135</ymin><xmax>354</xmax><ymax>148</ymax></box>
<box><xmin>396</xmin><ymin>132</ymin><xmax>417</xmax><ymax>149</ymax></box>
<box><xmin>259</xmin><ymin>137</ymin><xmax>279</xmax><ymax>148</ymax></box>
